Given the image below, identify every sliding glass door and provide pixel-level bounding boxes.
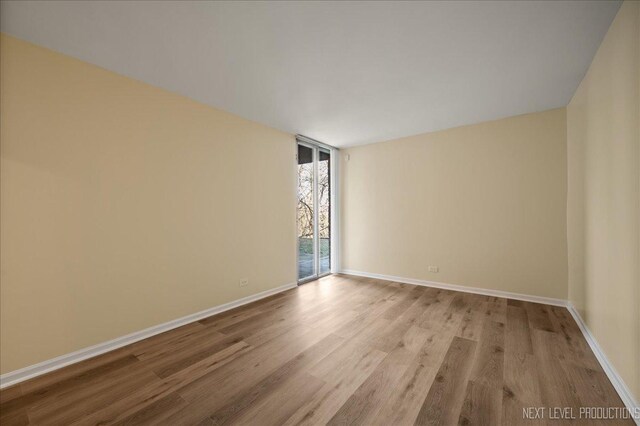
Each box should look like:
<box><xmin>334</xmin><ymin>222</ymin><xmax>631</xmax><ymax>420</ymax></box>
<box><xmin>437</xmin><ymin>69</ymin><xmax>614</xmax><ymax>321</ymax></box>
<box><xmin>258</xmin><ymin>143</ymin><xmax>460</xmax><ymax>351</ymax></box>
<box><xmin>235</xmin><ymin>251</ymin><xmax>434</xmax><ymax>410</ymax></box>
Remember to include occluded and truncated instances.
<box><xmin>297</xmin><ymin>141</ymin><xmax>332</xmax><ymax>282</ymax></box>
<box><xmin>318</xmin><ymin>148</ymin><xmax>331</xmax><ymax>275</ymax></box>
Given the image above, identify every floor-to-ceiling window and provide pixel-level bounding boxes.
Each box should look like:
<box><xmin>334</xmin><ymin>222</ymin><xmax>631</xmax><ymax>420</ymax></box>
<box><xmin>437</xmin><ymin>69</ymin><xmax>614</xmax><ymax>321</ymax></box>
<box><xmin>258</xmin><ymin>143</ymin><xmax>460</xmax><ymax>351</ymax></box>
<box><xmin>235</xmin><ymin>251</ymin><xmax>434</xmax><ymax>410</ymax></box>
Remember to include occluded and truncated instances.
<box><xmin>297</xmin><ymin>137</ymin><xmax>335</xmax><ymax>283</ymax></box>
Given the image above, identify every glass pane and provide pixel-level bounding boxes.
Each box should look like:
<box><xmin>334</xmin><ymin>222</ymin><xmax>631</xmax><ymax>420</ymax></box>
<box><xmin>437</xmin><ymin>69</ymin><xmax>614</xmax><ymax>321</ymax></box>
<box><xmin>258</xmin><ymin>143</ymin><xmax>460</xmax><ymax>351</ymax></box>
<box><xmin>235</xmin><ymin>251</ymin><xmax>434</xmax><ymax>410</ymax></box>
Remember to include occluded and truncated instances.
<box><xmin>319</xmin><ymin>149</ymin><xmax>331</xmax><ymax>274</ymax></box>
<box><xmin>297</xmin><ymin>144</ymin><xmax>315</xmax><ymax>280</ymax></box>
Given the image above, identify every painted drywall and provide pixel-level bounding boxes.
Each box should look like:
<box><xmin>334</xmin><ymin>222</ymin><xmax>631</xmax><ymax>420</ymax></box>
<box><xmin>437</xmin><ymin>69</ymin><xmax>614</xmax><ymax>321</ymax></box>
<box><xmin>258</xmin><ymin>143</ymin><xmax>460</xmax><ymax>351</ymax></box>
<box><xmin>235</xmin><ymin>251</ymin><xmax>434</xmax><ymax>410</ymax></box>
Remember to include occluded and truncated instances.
<box><xmin>340</xmin><ymin>108</ymin><xmax>568</xmax><ymax>299</ymax></box>
<box><xmin>0</xmin><ymin>35</ymin><xmax>296</xmax><ymax>374</ymax></box>
<box><xmin>567</xmin><ymin>0</ymin><xmax>639</xmax><ymax>401</ymax></box>
<box><xmin>0</xmin><ymin>1</ymin><xmax>621</xmax><ymax>147</ymax></box>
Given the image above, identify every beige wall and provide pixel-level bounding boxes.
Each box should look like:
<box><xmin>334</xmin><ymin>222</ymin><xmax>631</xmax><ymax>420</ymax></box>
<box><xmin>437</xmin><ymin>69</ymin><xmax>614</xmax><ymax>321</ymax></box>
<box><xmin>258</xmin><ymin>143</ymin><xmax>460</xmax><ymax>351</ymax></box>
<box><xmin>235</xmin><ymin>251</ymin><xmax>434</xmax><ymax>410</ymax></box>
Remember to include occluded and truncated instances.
<box><xmin>0</xmin><ymin>35</ymin><xmax>296</xmax><ymax>374</ymax></box>
<box><xmin>567</xmin><ymin>0</ymin><xmax>639</xmax><ymax>401</ymax></box>
<box><xmin>340</xmin><ymin>108</ymin><xmax>568</xmax><ymax>299</ymax></box>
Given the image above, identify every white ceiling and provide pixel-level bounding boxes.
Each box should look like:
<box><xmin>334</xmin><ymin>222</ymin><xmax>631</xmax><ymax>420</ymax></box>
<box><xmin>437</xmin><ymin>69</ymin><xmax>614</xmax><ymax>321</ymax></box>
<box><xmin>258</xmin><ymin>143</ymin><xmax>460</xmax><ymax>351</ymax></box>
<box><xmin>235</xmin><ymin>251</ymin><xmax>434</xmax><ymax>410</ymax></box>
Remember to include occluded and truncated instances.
<box><xmin>0</xmin><ymin>1</ymin><xmax>620</xmax><ymax>147</ymax></box>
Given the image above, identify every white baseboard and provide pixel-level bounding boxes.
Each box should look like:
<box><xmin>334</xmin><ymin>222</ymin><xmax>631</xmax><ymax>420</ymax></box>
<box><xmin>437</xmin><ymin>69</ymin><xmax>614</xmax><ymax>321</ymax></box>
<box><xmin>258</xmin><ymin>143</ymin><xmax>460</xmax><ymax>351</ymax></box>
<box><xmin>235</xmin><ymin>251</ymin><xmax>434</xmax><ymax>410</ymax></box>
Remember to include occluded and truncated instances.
<box><xmin>566</xmin><ymin>303</ymin><xmax>640</xmax><ymax>425</ymax></box>
<box><xmin>340</xmin><ymin>269</ymin><xmax>567</xmax><ymax>306</ymax></box>
<box><xmin>0</xmin><ymin>282</ymin><xmax>297</xmax><ymax>389</ymax></box>
<box><xmin>341</xmin><ymin>269</ymin><xmax>639</xmax><ymax>423</ymax></box>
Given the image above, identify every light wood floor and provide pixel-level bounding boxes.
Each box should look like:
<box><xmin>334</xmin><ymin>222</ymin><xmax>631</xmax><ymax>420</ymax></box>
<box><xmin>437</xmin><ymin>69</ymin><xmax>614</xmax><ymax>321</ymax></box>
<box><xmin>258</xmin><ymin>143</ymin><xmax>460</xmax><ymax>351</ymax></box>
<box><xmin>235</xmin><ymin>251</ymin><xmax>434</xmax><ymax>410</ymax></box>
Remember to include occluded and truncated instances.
<box><xmin>0</xmin><ymin>274</ymin><xmax>631</xmax><ymax>425</ymax></box>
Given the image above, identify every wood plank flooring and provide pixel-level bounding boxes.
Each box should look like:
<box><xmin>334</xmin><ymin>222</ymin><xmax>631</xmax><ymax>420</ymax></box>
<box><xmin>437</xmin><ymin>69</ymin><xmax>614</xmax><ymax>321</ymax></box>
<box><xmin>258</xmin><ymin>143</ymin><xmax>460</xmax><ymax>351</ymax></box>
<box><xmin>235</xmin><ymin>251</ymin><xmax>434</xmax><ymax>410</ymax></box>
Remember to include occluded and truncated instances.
<box><xmin>0</xmin><ymin>274</ymin><xmax>632</xmax><ymax>425</ymax></box>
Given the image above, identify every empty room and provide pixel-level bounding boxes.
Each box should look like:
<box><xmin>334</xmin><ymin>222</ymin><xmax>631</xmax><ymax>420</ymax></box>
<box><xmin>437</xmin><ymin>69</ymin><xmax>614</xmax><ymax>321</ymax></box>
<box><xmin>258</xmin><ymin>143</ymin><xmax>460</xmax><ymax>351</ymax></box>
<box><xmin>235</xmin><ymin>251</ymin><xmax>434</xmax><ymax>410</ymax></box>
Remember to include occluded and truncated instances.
<box><xmin>0</xmin><ymin>1</ymin><xmax>638</xmax><ymax>425</ymax></box>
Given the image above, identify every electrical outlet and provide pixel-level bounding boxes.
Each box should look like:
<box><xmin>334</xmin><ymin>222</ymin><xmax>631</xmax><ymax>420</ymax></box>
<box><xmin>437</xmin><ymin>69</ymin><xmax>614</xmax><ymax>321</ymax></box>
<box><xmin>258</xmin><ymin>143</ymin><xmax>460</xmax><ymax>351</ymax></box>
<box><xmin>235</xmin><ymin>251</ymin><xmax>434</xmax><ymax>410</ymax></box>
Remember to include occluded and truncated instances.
<box><xmin>239</xmin><ymin>278</ymin><xmax>249</xmax><ymax>287</ymax></box>
<box><xmin>428</xmin><ymin>266</ymin><xmax>439</xmax><ymax>273</ymax></box>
